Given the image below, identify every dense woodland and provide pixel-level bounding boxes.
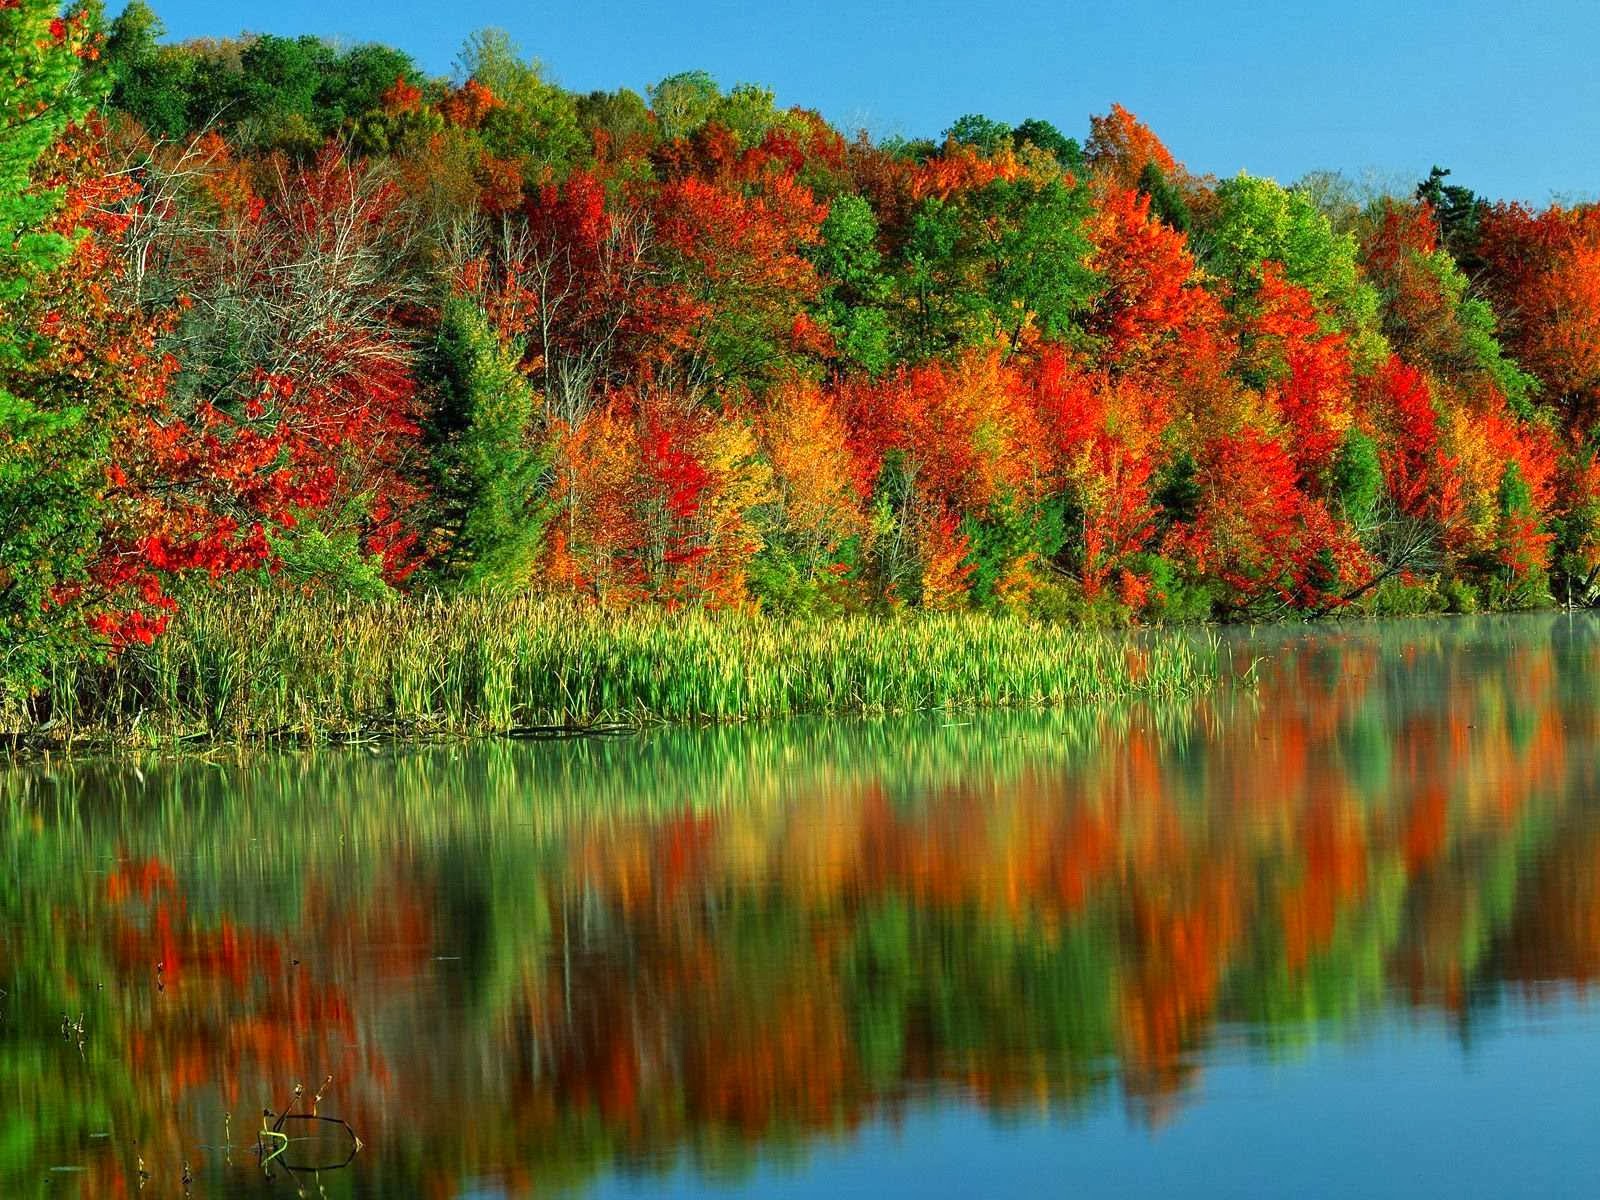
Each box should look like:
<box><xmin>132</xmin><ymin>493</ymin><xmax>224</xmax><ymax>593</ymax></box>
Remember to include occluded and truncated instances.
<box><xmin>5</xmin><ymin>0</ymin><xmax>1600</xmax><ymax>698</ymax></box>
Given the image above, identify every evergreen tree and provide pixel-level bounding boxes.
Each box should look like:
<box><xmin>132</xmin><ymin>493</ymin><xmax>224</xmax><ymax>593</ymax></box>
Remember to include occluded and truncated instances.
<box><xmin>1416</xmin><ymin>165</ymin><xmax>1486</xmax><ymax>273</ymax></box>
<box><xmin>1137</xmin><ymin>161</ymin><xmax>1192</xmax><ymax>234</ymax></box>
<box><xmin>425</xmin><ymin>299</ymin><xmax>553</xmax><ymax>592</ymax></box>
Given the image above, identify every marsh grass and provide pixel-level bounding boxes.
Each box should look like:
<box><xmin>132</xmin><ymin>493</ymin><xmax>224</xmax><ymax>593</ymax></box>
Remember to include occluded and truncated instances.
<box><xmin>6</xmin><ymin>591</ymin><xmax>1231</xmax><ymax>748</ymax></box>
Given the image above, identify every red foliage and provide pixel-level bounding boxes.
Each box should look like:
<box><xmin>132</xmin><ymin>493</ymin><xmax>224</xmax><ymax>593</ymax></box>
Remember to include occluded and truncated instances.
<box><xmin>1086</xmin><ymin>104</ymin><xmax>1181</xmax><ymax>190</ymax></box>
<box><xmin>1084</xmin><ymin>185</ymin><xmax>1223</xmax><ymax>381</ymax></box>
<box><xmin>1249</xmin><ymin>262</ymin><xmax>1354</xmax><ymax>476</ymax></box>
<box><xmin>1478</xmin><ymin>202</ymin><xmax>1600</xmax><ymax>430</ymax></box>
<box><xmin>1177</xmin><ymin>427</ymin><xmax>1366</xmax><ymax>610</ymax></box>
<box><xmin>439</xmin><ymin>79</ymin><xmax>503</xmax><ymax>129</ymax></box>
<box><xmin>1366</xmin><ymin>356</ymin><xmax>1444</xmax><ymax>520</ymax></box>
<box><xmin>380</xmin><ymin>75</ymin><xmax>423</xmax><ymax>116</ymax></box>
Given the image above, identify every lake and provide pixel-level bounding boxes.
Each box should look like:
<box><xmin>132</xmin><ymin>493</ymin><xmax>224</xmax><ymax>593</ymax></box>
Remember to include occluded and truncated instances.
<box><xmin>4</xmin><ymin>614</ymin><xmax>1600</xmax><ymax>1198</ymax></box>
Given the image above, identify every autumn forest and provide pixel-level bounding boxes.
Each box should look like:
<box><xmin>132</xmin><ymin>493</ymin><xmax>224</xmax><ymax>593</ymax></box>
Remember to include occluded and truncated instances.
<box><xmin>6</xmin><ymin>0</ymin><xmax>1600</xmax><ymax>708</ymax></box>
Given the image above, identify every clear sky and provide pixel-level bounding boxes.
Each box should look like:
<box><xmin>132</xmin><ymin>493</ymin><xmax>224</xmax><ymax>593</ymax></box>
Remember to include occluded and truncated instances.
<box><xmin>107</xmin><ymin>0</ymin><xmax>1600</xmax><ymax>204</ymax></box>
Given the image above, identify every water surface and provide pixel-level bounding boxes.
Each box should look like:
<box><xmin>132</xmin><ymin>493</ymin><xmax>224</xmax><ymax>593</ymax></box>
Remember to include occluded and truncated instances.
<box><xmin>4</xmin><ymin>615</ymin><xmax>1600</xmax><ymax>1197</ymax></box>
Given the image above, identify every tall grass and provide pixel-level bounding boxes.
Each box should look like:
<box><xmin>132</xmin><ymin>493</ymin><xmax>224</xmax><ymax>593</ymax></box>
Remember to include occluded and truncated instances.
<box><xmin>6</xmin><ymin>591</ymin><xmax>1232</xmax><ymax>747</ymax></box>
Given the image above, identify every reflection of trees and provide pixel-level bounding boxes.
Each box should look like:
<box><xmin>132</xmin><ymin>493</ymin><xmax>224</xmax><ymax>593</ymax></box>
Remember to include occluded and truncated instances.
<box><xmin>2</xmin><ymin>615</ymin><xmax>1600</xmax><ymax>1195</ymax></box>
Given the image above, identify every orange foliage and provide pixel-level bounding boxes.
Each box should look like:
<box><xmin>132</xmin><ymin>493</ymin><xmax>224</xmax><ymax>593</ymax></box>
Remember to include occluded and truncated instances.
<box><xmin>1086</xmin><ymin>103</ymin><xmax>1181</xmax><ymax>190</ymax></box>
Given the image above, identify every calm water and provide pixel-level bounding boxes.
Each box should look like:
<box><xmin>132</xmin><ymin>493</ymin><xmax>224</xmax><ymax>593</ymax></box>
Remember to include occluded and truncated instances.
<box><xmin>4</xmin><ymin>615</ymin><xmax>1600</xmax><ymax>1198</ymax></box>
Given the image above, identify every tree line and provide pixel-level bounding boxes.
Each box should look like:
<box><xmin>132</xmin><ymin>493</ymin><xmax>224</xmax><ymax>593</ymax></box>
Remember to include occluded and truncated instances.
<box><xmin>4</xmin><ymin>0</ymin><xmax>1600</xmax><ymax>697</ymax></box>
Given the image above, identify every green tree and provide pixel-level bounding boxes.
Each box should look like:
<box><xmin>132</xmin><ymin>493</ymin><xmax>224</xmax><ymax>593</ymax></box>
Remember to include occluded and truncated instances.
<box><xmin>576</xmin><ymin>87</ymin><xmax>655</xmax><ymax>150</ymax></box>
<box><xmin>647</xmin><ymin>69</ymin><xmax>719</xmax><ymax>141</ymax></box>
<box><xmin>104</xmin><ymin>1</ymin><xmax>195</xmax><ymax>138</ymax></box>
<box><xmin>424</xmin><ymin>299</ymin><xmax>553</xmax><ymax>591</ymax></box>
<box><xmin>235</xmin><ymin>34</ymin><xmax>332</xmax><ymax>147</ymax></box>
<box><xmin>0</xmin><ymin>0</ymin><xmax>105</xmax><ymax>695</ymax></box>
<box><xmin>814</xmin><ymin>194</ymin><xmax>893</xmax><ymax>375</ymax></box>
<box><xmin>1416</xmin><ymin>165</ymin><xmax>1486</xmax><ymax>272</ymax></box>
<box><xmin>1137</xmin><ymin>161</ymin><xmax>1191</xmax><ymax>234</ymax></box>
<box><xmin>1331</xmin><ymin>428</ymin><xmax>1382</xmax><ymax>526</ymax></box>
<box><xmin>895</xmin><ymin>177</ymin><xmax>1097</xmax><ymax>357</ymax></box>
<box><xmin>1207</xmin><ymin>173</ymin><xmax>1384</xmax><ymax>360</ymax></box>
<box><xmin>709</xmin><ymin>82</ymin><xmax>783</xmax><ymax>148</ymax></box>
<box><xmin>322</xmin><ymin>43</ymin><xmax>421</xmax><ymax>129</ymax></box>
<box><xmin>944</xmin><ymin>113</ymin><xmax>1012</xmax><ymax>156</ymax></box>
<box><xmin>457</xmin><ymin>28</ymin><xmax>585</xmax><ymax>169</ymax></box>
<box><xmin>963</xmin><ymin>498</ymin><xmax>1066</xmax><ymax>610</ymax></box>
<box><xmin>981</xmin><ymin>178</ymin><xmax>1098</xmax><ymax>348</ymax></box>
<box><xmin>1012</xmin><ymin>118</ymin><xmax>1084</xmax><ymax>171</ymax></box>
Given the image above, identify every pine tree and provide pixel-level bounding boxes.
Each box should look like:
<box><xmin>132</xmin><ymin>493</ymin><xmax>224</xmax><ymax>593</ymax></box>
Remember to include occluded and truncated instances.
<box><xmin>424</xmin><ymin>298</ymin><xmax>552</xmax><ymax>591</ymax></box>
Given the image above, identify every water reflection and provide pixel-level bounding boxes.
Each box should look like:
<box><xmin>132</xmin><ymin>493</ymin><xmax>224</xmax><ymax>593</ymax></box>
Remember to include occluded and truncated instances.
<box><xmin>3</xmin><ymin>615</ymin><xmax>1600</xmax><ymax>1196</ymax></box>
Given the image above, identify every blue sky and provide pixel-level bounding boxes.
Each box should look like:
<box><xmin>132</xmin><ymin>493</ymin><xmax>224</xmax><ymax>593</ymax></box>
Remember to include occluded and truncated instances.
<box><xmin>108</xmin><ymin>0</ymin><xmax>1600</xmax><ymax>204</ymax></box>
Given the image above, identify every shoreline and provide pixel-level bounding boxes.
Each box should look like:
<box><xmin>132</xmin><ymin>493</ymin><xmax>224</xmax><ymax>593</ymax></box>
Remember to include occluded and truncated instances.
<box><xmin>2</xmin><ymin>593</ymin><xmax>1237</xmax><ymax>754</ymax></box>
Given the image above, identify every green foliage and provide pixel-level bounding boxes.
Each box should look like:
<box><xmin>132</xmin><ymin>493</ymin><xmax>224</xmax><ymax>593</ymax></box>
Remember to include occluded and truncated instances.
<box><xmin>577</xmin><ymin>87</ymin><xmax>655</xmax><ymax>149</ymax></box>
<box><xmin>1418</xmin><ymin>262</ymin><xmax>1538</xmax><ymax>418</ymax></box>
<box><xmin>878</xmin><ymin>134</ymin><xmax>939</xmax><ymax>163</ymax></box>
<box><xmin>1373</xmin><ymin>217</ymin><xmax>1537</xmax><ymax>417</ymax></box>
<box><xmin>643</xmin><ymin>71</ymin><xmax>786</xmax><ymax>149</ymax></box>
<box><xmin>979</xmin><ymin>178</ymin><xmax>1099</xmax><ymax>346</ymax></box>
<box><xmin>1490</xmin><ymin>461</ymin><xmax>1552</xmax><ymax>604</ymax></box>
<box><xmin>1365</xmin><ymin>575</ymin><xmax>1446</xmax><ymax>617</ymax></box>
<box><xmin>1498</xmin><ymin>459</ymin><xmax>1534</xmax><ymax>520</ymax></box>
<box><xmin>962</xmin><ymin>497</ymin><xmax>1066</xmax><ymax>610</ymax></box>
<box><xmin>893</xmin><ymin>177</ymin><xmax>1098</xmax><ymax>357</ymax></box>
<box><xmin>1137</xmin><ymin>161</ymin><xmax>1191</xmax><ymax>233</ymax></box>
<box><xmin>266</xmin><ymin>522</ymin><xmax>393</xmax><ymax>599</ymax></box>
<box><xmin>648</xmin><ymin>69</ymin><xmax>720</xmax><ymax>141</ymax></box>
<box><xmin>710</xmin><ymin>82</ymin><xmax>784</xmax><ymax>147</ymax></box>
<box><xmin>1012</xmin><ymin>118</ymin><xmax>1084</xmax><ymax>171</ymax></box>
<box><xmin>1551</xmin><ymin>440</ymin><xmax>1600</xmax><ymax>603</ymax></box>
<box><xmin>1209</xmin><ymin>173</ymin><xmax>1384</xmax><ymax>356</ymax></box>
<box><xmin>457</xmin><ymin>28</ymin><xmax>584</xmax><ymax>168</ymax></box>
<box><xmin>104</xmin><ymin>1</ymin><xmax>190</xmax><ymax>139</ymax></box>
<box><xmin>236</xmin><ymin>35</ymin><xmax>330</xmax><ymax>129</ymax></box>
<box><xmin>1331</xmin><ymin>428</ymin><xmax>1383</xmax><ymax>526</ymax></box>
<box><xmin>1457</xmin><ymin>290</ymin><xmax>1538</xmax><ymax>419</ymax></box>
<box><xmin>425</xmin><ymin>299</ymin><xmax>553</xmax><ymax>592</ymax></box>
<box><xmin>1485</xmin><ymin>570</ymin><xmax>1550</xmax><ymax>611</ymax></box>
<box><xmin>746</xmin><ymin>543</ymin><xmax>859</xmax><ymax>618</ymax></box>
<box><xmin>0</xmin><ymin>0</ymin><xmax>105</xmax><ymax>697</ymax></box>
<box><xmin>1139</xmin><ymin>553</ymin><xmax>1222</xmax><ymax>624</ymax></box>
<box><xmin>1153</xmin><ymin>453</ymin><xmax>1202</xmax><ymax>530</ymax></box>
<box><xmin>895</xmin><ymin>197</ymin><xmax>969</xmax><ymax>356</ymax></box>
<box><xmin>238</xmin><ymin>35</ymin><xmax>419</xmax><ymax>150</ymax></box>
<box><xmin>944</xmin><ymin>113</ymin><xmax>1012</xmax><ymax>155</ymax></box>
<box><xmin>1439</xmin><ymin>575</ymin><xmax>1481</xmax><ymax>614</ymax></box>
<box><xmin>323</xmin><ymin>43</ymin><xmax>421</xmax><ymax>125</ymax></box>
<box><xmin>106</xmin><ymin>11</ymin><xmax>424</xmax><ymax>149</ymax></box>
<box><xmin>1416</xmin><ymin>165</ymin><xmax>1485</xmax><ymax>269</ymax></box>
<box><xmin>1025</xmin><ymin>578</ymin><xmax>1132</xmax><ymax>627</ymax></box>
<box><xmin>815</xmin><ymin>194</ymin><xmax>893</xmax><ymax>375</ymax></box>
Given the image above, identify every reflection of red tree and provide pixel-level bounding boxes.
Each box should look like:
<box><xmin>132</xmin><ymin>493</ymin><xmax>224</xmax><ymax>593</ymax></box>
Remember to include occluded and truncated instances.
<box><xmin>1119</xmin><ymin>864</ymin><xmax>1243</xmax><ymax>1103</ymax></box>
<box><xmin>1281</xmin><ymin>800</ymin><xmax>1368</xmax><ymax>972</ymax></box>
<box><xmin>32</xmin><ymin>626</ymin><xmax>1600</xmax><ymax>1198</ymax></box>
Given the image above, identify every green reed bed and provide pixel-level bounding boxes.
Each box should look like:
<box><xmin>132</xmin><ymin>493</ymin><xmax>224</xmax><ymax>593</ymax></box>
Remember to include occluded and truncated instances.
<box><xmin>8</xmin><ymin>592</ymin><xmax>1231</xmax><ymax>746</ymax></box>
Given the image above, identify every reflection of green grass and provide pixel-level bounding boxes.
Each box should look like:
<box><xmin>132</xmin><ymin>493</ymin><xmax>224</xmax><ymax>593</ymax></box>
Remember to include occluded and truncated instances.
<box><xmin>3</xmin><ymin>614</ymin><xmax>1597</xmax><ymax>1194</ymax></box>
<box><xmin>843</xmin><ymin>898</ymin><xmax>1121</xmax><ymax>1105</ymax></box>
<box><xmin>2</xmin><ymin>705</ymin><xmax>1204</xmax><ymax>853</ymax></box>
<box><xmin>8</xmin><ymin>591</ymin><xmax>1227</xmax><ymax>747</ymax></box>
